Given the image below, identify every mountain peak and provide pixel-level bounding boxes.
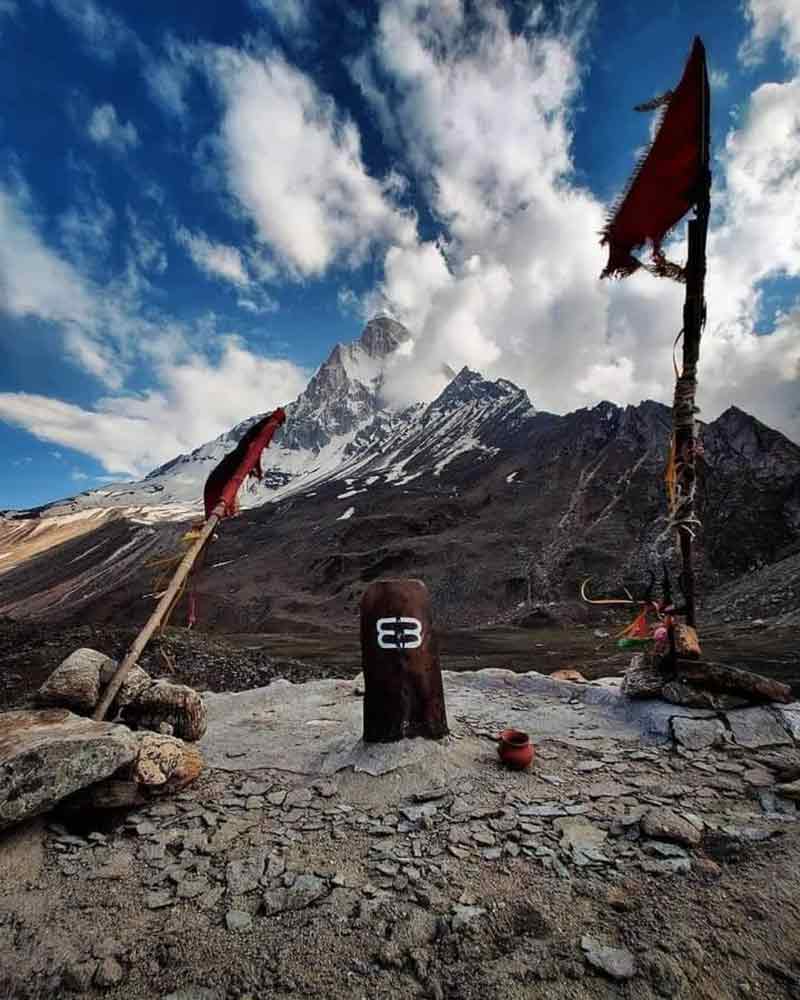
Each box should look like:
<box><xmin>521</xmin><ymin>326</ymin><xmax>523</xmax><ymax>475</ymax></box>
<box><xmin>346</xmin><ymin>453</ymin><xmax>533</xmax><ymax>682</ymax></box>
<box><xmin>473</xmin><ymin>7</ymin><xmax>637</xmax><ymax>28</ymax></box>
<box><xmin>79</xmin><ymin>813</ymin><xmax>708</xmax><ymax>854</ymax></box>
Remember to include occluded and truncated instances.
<box><xmin>358</xmin><ymin>316</ymin><xmax>412</xmax><ymax>359</ymax></box>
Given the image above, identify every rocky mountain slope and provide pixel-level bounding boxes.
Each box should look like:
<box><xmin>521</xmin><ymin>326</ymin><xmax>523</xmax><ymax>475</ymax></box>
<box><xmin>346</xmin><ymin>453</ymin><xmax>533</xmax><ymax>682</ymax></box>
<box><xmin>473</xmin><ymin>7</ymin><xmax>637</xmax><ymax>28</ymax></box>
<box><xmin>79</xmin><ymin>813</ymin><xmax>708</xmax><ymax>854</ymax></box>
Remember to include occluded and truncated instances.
<box><xmin>1</xmin><ymin>318</ymin><xmax>799</xmax><ymax>631</ymax></box>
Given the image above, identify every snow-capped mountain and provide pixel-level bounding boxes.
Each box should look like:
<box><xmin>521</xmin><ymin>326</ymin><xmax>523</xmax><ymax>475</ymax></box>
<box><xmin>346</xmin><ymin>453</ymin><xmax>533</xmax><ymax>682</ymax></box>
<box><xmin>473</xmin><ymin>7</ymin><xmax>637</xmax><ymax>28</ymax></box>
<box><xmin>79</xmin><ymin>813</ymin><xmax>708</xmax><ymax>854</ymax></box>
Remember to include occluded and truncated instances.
<box><xmin>40</xmin><ymin>317</ymin><xmax>536</xmax><ymax>518</ymax></box>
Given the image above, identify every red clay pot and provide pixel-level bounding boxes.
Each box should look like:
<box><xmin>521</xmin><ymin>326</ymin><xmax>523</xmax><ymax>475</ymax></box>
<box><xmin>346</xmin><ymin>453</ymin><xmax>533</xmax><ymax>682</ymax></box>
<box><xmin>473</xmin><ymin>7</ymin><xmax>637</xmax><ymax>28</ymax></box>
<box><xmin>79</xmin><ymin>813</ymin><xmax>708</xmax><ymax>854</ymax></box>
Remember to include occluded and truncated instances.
<box><xmin>497</xmin><ymin>728</ymin><xmax>534</xmax><ymax>770</ymax></box>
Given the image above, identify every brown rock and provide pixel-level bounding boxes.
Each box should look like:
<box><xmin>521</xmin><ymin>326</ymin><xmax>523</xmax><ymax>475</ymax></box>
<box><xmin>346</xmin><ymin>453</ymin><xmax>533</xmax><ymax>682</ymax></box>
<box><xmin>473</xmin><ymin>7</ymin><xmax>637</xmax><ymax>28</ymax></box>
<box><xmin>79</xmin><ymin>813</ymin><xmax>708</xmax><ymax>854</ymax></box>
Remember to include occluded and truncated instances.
<box><xmin>640</xmin><ymin>808</ymin><xmax>701</xmax><ymax>847</ymax></box>
<box><xmin>37</xmin><ymin>648</ymin><xmax>107</xmax><ymax>712</ymax></box>
<box><xmin>132</xmin><ymin>733</ymin><xmax>204</xmax><ymax>790</ymax></box>
<box><xmin>662</xmin><ymin>681</ymin><xmax>748</xmax><ymax>711</ymax></box>
<box><xmin>120</xmin><ymin>681</ymin><xmax>207</xmax><ymax>741</ymax></box>
<box><xmin>551</xmin><ymin>669</ymin><xmax>587</xmax><ymax>683</ymax></box>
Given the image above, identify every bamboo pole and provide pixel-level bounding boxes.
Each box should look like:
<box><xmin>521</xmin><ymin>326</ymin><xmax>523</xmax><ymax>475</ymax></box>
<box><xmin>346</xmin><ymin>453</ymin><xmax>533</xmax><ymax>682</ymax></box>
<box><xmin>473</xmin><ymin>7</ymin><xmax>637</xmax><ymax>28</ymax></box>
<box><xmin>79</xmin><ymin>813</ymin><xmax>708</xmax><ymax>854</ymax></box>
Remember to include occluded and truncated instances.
<box><xmin>93</xmin><ymin>502</ymin><xmax>224</xmax><ymax>722</ymax></box>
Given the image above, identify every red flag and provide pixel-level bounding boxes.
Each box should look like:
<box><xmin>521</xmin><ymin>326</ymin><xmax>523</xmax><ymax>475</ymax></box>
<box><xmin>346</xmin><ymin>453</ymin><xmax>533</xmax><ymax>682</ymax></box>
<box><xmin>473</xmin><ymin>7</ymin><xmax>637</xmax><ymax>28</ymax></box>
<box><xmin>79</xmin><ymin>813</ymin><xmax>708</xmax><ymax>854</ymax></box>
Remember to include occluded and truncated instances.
<box><xmin>600</xmin><ymin>37</ymin><xmax>710</xmax><ymax>279</ymax></box>
<box><xmin>203</xmin><ymin>407</ymin><xmax>286</xmax><ymax>519</ymax></box>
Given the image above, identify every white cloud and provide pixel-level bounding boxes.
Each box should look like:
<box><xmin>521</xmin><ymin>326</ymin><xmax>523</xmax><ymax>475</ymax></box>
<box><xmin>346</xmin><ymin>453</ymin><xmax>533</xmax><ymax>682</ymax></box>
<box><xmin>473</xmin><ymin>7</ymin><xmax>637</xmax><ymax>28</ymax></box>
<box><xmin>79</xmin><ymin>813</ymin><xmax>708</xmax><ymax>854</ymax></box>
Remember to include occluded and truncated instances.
<box><xmin>0</xmin><ymin>181</ymin><xmax>93</xmax><ymax>325</ymax></box>
<box><xmin>739</xmin><ymin>0</ymin><xmax>800</xmax><ymax>66</ymax></box>
<box><xmin>343</xmin><ymin>0</ymin><xmax>800</xmax><ymax>444</ymax></box>
<box><xmin>175</xmin><ymin>225</ymin><xmax>250</xmax><ymax>287</ymax></box>
<box><xmin>709</xmin><ymin>67</ymin><xmax>729</xmax><ymax>90</ymax></box>
<box><xmin>58</xmin><ymin>193</ymin><xmax>115</xmax><ymax>274</ymax></box>
<box><xmin>205</xmin><ymin>48</ymin><xmax>417</xmax><ymax>277</ymax></box>
<box><xmin>126</xmin><ymin>207</ymin><xmax>167</xmax><ymax>274</ymax></box>
<box><xmin>88</xmin><ymin>103</ymin><xmax>139</xmax><ymax>154</ymax></box>
<box><xmin>145</xmin><ymin>37</ymin><xmax>196</xmax><ymax>119</ymax></box>
<box><xmin>46</xmin><ymin>0</ymin><xmax>141</xmax><ymax>61</ymax></box>
<box><xmin>250</xmin><ymin>0</ymin><xmax>310</xmax><ymax>35</ymax></box>
<box><xmin>0</xmin><ymin>339</ymin><xmax>307</xmax><ymax>476</ymax></box>
<box><xmin>70</xmin><ymin>469</ymin><xmax>89</xmax><ymax>481</ymax></box>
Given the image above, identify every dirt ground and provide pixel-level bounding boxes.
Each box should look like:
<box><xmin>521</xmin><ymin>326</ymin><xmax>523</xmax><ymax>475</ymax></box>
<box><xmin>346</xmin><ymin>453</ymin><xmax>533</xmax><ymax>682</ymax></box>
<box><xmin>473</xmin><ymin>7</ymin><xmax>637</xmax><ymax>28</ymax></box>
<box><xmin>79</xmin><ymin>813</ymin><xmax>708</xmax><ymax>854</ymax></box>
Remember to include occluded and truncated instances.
<box><xmin>2</xmin><ymin>727</ymin><xmax>800</xmax><ymax>1000</ymax></box>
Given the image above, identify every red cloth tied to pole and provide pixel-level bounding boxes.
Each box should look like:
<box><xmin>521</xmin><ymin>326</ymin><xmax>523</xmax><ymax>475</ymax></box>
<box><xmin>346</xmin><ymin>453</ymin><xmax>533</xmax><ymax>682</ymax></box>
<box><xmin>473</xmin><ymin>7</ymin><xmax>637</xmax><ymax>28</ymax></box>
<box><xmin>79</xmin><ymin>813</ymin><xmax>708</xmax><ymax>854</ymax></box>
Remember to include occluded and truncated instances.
<box><xmin>203</xmin><ymin>407</ymin><xmax>286</xmax><ymax>519</ymax></box>
<box><xmin>600</xmin><ymin>37</ymin><xmax>709</xmax><ymax>279</ymax></box>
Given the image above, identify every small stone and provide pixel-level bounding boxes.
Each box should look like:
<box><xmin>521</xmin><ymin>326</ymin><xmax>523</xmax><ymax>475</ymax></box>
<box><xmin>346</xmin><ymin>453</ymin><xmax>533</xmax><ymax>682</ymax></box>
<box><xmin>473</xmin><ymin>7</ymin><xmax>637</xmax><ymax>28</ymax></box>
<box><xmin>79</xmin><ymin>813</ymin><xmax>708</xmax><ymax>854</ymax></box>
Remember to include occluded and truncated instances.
<box><xmin>94</xmin><ymin>957</ymin><xmax>124</xmax><ymax>988</ymax></box>
<box><xmin>226</xmin><ymin>852</ymin><xmax>267</xmax><ymax>895</ymax></box>
<box><xmin>643</xmin><ymin>841</ymin><xmax>689</xmax><ymax>859</ymax></box>
<box><xmin>743</xmin><ymin>767</ymin><xmax>774</xmax><ymax>788</ymax></box>
<box><xmin>641</xmin><ymin>808</ymin><xmax>701</xmax><ymax>847</ymax></box>
<box><xmin>581</xmin><ymin>935</ymin><xmax>636</xmax><ymax>980</ymax></box>
<box><xmin>693</xmin><ymin>857</ymin><xmax>722</xmax><ymax>878</ymax></box>
<box><xmin>313</xmin><ymin>780</ymin><xmax>338</xmax><ymax>798</ymax></box>
<box><xmin>641</xmin><ymin>858</ymin><xmax>691</xmax><ymax>875</ymax></box>
<box><xmin>586</xmin><ymin>781</ymin><xmax>633</xmax><ymax>799</ymax></box>
<box><xmin>244</xmin><ymin>796</ymin><xmax>263</xmax><ymax>810</ymax></box>
<box><xmin>284</xmin><ymin>787</ymin><xmax>314</xmax><ymax>809</ymax></box>
<box><xmin>225</xmin><ymin>909</ymin><xmax>253</xmax><ymax>932</ymax></box>
<box><xmin>238</xmin><ymin>780</ymin><xmax>269</xmax><ymax>796</ymax></box>
<box><xmin>63</xmin><ymin>960</ymin><xmax>98</xmax><ymax>991</ymax></box>
<box><xmin>451</xmin><ymin>904</ymin><xmax>486</xmax><ymax>931</ymax></box>
<box><xmin>775</xmin><ymin>779</ymin><xmax>800</xmax><ymax>800</ymax></box>
<box><xmin>472</xmin><ymin>829</ymin><xmax>496</xmax><ymax>847</ymax></box>
<box><xmin>176</xmin><ymin>878</ymin><xmax>209</xmax><ymax>899</ymax></box>
<box><xmin>146</xmin><ymin>890</ymin><xmax>173</xmax><ymax>909</ymax></box>
<box><xmin>266</xmin><ymin>852</ymin><xmax>286</xmax><ymax>880</ymax></box>
<box><xmin>267</xmin><ymin>789</ymin><xmax>287</xmax><ymax>806</ymax></box>
<box><xmin>92</xmin><ymin>938</ymin><xmax>125</xmax><ymax>960</ymax></box>
<box><xmin>577</xmin><ymin>761</ymin><xmax>605</xmax><ymax>772</ymax></box>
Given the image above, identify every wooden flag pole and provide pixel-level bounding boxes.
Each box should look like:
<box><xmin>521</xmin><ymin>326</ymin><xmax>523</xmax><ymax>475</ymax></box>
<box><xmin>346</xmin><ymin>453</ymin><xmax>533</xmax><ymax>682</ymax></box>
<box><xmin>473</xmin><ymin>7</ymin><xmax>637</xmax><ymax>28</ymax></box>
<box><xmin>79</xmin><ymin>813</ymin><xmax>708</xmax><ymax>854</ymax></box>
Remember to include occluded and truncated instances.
<box><xmin>93</xmin><ymin>502</ymin><xmax>224</xmax><ymax>721</ymax></box>
<box><xmin>671</xmin><ymin>47</ymin><xmax>711</xmax><ymax>631</ymax></box>
<box><xmin>93</xmin><ymin>406</ymin><xmax>286</xmax><ymax>722</ymax></box>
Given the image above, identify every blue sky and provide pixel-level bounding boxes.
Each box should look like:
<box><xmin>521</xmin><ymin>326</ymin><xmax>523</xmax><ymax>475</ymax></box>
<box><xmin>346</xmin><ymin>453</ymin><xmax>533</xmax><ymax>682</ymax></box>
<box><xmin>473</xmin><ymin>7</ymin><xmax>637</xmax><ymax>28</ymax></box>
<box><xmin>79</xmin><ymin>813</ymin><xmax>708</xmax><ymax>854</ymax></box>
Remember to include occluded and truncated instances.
<box><xmin>1</xmin><ymin>0</ymin><xmax>799</xmax><ymax>509</ymax></box>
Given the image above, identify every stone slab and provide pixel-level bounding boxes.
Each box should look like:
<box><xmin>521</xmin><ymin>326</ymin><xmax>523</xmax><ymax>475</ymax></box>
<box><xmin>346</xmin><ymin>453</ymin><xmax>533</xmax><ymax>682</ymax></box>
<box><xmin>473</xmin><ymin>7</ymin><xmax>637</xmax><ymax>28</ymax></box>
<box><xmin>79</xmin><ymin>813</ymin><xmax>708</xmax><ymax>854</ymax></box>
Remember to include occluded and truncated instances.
<box><xmin>725</xmin><ymin>707</ymin><xmax>793</xmax><ymax>749</ymax></box>
<box><xmin>672</xmin><ymin>717</ymin><xmax>726</xmax><ymax>751</ymax></box>
<box><xmin>0</xmin><ymin>709</ymin><xmax>138</xmax><ymax>830</ymax></box>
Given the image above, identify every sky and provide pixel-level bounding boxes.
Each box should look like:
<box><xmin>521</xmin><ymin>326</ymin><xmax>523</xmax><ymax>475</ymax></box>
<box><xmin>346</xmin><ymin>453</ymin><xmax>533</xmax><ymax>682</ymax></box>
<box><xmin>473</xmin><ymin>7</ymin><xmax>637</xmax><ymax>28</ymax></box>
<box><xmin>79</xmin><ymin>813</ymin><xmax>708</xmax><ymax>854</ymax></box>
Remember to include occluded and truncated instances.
<box><xmin>1</xmin><ymin>0</ymin><xmax>799</xmax><ymax>509</ymax></box>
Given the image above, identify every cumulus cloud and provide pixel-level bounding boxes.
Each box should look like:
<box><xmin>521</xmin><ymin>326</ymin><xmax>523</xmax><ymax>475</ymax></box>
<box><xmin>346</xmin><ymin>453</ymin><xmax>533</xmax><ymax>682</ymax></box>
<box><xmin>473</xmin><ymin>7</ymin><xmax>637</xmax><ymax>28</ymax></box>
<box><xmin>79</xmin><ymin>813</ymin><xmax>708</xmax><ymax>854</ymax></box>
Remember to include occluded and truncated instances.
<box><xmin>0</xmin><ymin>338</ymin><xmax>307</xmax><ymax>476</ymax></box>
<box><xmin>205</xmin><ymin>48</ymin><xmax>417</xmax><ymax>277</ymax></box>
<box><xmin>348</xmin><ymin>0</ymin><xmax>800</xmax><ymax>443</ymax></box>
<box><xmin>175</xmin><ymin>225</ymin><xmax>250</xmax><ymax>286</ymax></box>
<box><xmin>739</xmin><ymin>0</ymin><xmax>800</xmax><ymax>66</ymax></box>
<box><xmin>88</xmin><ymin>103</ymin><xmax>139</xmax><ymax>153</ymax></box>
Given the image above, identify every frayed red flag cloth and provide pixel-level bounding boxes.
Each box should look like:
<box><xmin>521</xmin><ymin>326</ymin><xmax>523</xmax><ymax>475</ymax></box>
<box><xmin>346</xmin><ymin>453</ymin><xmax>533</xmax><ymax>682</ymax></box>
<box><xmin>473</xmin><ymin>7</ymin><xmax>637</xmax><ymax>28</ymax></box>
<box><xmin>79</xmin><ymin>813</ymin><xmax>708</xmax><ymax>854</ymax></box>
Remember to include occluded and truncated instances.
<box><xmin>600</xmin><ymin>37</ymin><xmax>709</xmax><ymax>279</ymax></box>
<box><xmin>203</xmin><ymin>407</ymin><xmax>286</xmax><ymax>519</ymax></box>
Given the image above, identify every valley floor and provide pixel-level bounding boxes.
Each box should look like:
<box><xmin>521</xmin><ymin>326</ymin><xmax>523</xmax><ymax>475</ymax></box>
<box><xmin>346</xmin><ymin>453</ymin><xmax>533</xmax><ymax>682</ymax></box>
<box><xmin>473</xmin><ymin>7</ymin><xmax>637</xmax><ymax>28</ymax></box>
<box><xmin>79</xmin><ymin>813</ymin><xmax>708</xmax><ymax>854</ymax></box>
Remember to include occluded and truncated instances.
<box><xmin>1</xmin><ymin>616</ymin><xmax>798</xmax><ymax>713</ymax></box>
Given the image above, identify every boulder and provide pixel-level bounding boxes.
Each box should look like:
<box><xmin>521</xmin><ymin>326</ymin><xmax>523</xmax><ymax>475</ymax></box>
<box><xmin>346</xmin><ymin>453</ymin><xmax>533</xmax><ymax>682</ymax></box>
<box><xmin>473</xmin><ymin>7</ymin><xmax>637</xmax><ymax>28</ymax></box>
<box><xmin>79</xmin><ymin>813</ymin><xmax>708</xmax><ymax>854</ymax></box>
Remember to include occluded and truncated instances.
<box><xmin>120</xmin><ymin>680</ymin><xmax>207</xmax><ymax>741</ymax></box>
<box><xmin>37</xmin><ymin>648</ymin><xmax>111</xmax><ymax>712</ymax></box>
<box><xmin>0</xmin><ymin>709</ymin><xmax>138</xmax><ymax>830</ymax></box>
<box><xmin>38</xmin><ymin>648</ymin><xmax>151</xmax><ymax>715</ymax></box>
<box><xmin>640</xmin><ymin>808</ymin><xmax>701</xmax><ymax>847</ymax></box>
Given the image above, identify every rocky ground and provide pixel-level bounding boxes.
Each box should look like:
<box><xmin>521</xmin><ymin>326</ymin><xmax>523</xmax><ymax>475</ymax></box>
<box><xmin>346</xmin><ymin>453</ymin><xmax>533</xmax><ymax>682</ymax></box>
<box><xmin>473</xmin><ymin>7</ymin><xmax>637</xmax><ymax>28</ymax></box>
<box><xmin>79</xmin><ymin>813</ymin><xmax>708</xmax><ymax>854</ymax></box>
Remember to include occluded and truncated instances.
<box><xmin>2</xmin><ymin>709</ymin><xmax>800</xmax><ymax>1000</ymax></box>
